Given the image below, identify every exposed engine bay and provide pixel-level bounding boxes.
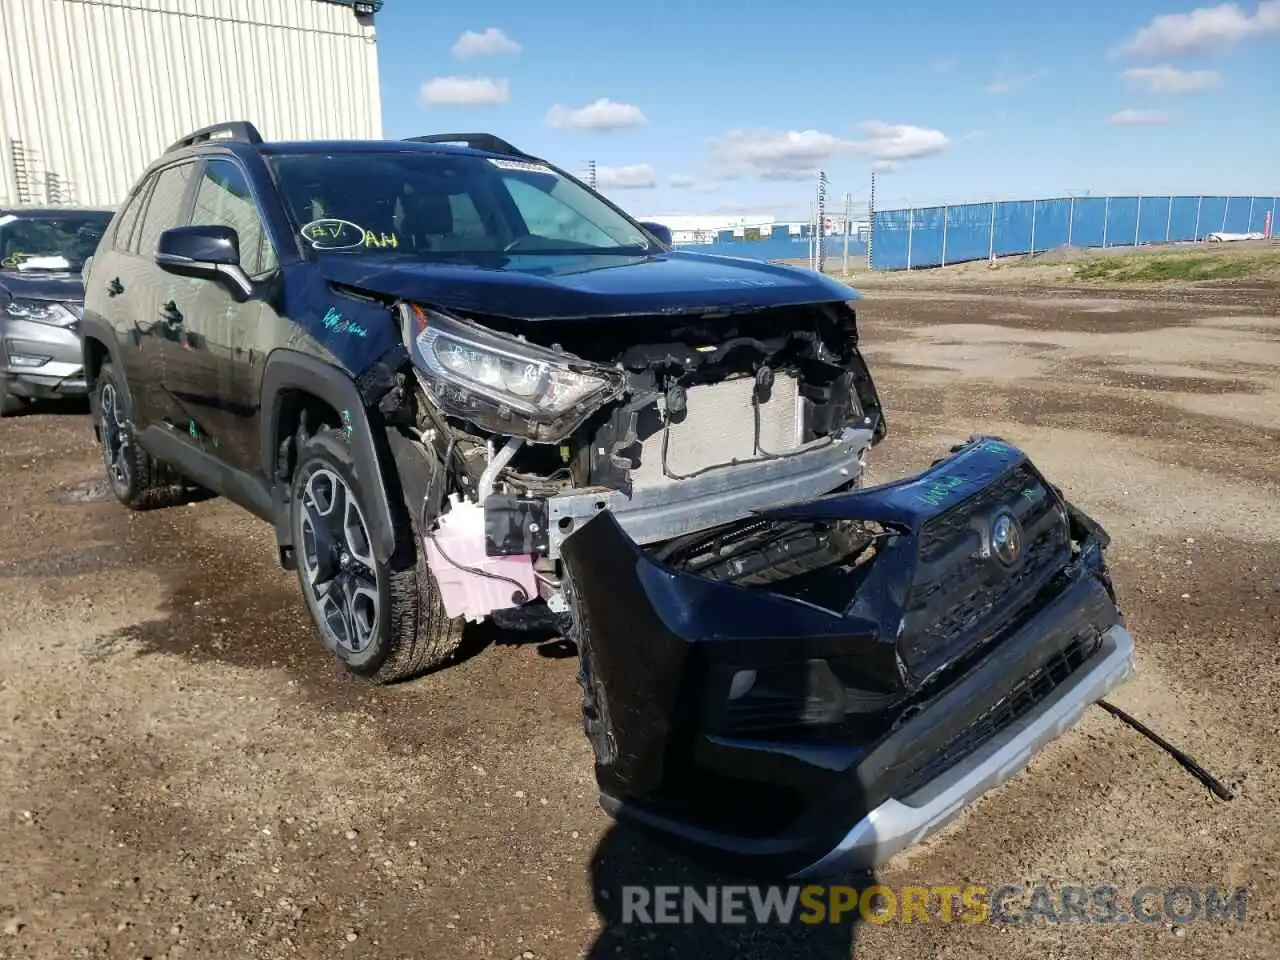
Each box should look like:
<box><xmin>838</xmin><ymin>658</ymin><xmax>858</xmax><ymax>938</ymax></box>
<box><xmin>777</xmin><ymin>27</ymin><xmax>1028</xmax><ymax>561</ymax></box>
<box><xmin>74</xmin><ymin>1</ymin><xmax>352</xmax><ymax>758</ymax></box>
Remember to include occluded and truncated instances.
<box><xmin>358</xmin><ymin>286</ymin><xmax>1134</xmax><ymax>878</ymax></box>
<box><xmin>382</xmin><ymin>298</ymin><xmax>886</xmax><ymax>623</ymax></box>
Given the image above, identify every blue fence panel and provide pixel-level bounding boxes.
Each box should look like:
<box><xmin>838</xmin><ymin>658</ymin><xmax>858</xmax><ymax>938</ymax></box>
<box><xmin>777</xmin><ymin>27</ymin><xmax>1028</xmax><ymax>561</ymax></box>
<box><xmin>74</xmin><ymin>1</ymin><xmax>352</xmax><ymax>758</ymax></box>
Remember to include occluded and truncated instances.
<box><xmin>1104</xmin><ymin>196</ymin><xmax>1137</xmax><ymax>246</ymax></box>
<box><xmin>1067</xmin><ymin>198</ymin><xmax>1107</xmax><ymax>246</ymax></box>
<box><xmin>992</xmin><ymin>200</ymin><xmax>1033</xmax><ymax>257</ymax></box>
<box><xmin>1168</xmin><ymin>197</ymin><xmax>1198</xmax><ymax>241</ymax></box>
<box><xmin>1249</xmin><ymin>199</ymin><xmax>1270</xmax><ymax>233</ymax></box>
<box><xmin>1137</xmin><ymin>197</ymin><xmax>1171</xmax><ymax>245</ymax></box>
<box><xmin>905</xmin><ymin>206</ymin><xmax>944</xmax><ymax>268</ymax></box>
<box><xmin>872</xmin><ymin>208</ymin><xmax>911</xmax><ymax>269</ymax></box>
<box><xmin>1197</xmin><ymin>196</ymin><xmax>1227</xmax><ymax>237</ymax></box>
<box><xmin>1254</xmin><ymin>197</ymin><xmax>1279</xmax><ymax>234</ymax></box>
<box><xmin>944</xmin><ymin>202</ymin><xmax>993</xmax><ymax>264</ymax></box>
<box><xmin>1223</xmin><ymin>197</ymin><xmax>1251</xmax><ymax>233</ymax></box>
<box><xmin>1031</xmin><ymin>199</ymin><xmax>1070</xmax><ymax>252</ymax></box>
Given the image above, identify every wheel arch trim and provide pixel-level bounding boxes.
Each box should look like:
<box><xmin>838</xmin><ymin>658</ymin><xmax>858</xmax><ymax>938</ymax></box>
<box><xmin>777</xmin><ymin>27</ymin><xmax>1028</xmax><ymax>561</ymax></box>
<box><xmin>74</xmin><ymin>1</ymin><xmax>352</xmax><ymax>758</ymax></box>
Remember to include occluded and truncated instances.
<box><xmin>260</xmin><ymin>348</ymin><xmax>399</xmax><ymax>564</ymax></box>
<box><xmin>79</xmin><ymin>315</ymin><xmax>133</xmax><ymax>411</ymax></box>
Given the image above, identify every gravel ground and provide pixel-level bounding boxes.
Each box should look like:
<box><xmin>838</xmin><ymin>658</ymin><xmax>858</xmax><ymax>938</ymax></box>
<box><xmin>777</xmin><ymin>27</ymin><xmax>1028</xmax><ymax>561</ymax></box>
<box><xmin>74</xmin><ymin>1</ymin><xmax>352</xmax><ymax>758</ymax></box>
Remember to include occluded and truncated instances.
<box><xmin>1</xmin><ymin>280</ymin><xmax>1277</xmax><ymax>959</ymax></box>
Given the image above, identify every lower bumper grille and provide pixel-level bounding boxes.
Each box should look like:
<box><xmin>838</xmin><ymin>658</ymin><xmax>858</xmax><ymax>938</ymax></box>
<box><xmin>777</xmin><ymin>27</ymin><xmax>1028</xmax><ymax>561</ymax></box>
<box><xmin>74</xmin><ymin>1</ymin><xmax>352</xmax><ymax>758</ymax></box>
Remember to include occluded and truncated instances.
<box><xmin>899</xmin><ymin>630</ymin><xmax>1104</xmax><ymax>797</ymax></box>
<box><xmin>629</xmin><ymin>372</ymin><xmax>804</xmax><ymax>488</ymax></box>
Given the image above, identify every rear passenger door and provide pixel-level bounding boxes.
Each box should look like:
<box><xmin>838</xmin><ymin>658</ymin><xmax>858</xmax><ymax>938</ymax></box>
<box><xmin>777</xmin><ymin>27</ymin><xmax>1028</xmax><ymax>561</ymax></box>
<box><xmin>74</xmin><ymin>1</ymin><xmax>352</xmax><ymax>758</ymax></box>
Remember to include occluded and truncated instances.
<box><xmin>89</xmin><ymin>173</ymin><xmax>154</xmax><ymax>407</ymax></box>
<box><xmin>119</xmin><ymin>160</ymin><xmax>201</xmax><ymax>432</ymax></box>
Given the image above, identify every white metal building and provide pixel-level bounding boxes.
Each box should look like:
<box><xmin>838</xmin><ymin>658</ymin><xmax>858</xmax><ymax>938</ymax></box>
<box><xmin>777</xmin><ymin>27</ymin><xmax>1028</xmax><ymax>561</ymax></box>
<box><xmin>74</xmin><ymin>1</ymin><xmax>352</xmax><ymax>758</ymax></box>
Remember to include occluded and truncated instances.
<box><xmin>0</xmin><ymin>0</ymin><xmax>384</xmax><ymax>209</ymax></box>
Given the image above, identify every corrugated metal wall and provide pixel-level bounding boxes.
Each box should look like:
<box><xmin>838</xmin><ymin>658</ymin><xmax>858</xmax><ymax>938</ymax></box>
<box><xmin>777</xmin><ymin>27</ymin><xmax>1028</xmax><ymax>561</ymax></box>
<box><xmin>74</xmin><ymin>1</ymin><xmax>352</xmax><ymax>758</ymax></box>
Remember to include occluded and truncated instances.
<box><xmin>0</xmin><ymin>0</ymin><xmax>382</xmax><ymax>208</ymax></box>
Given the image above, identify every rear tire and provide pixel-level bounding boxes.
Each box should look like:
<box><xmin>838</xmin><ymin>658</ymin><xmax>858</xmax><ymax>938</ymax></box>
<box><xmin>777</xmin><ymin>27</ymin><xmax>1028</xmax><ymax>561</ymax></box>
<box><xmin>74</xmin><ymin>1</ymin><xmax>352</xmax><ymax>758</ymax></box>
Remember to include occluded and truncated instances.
<box><xmin>290</xmin><ymin>426</ymin><xmax>464</xmax><ymax>683</ymax></box>
<box><xmin>91</xmin><ymin>361</ymin><xmax>183</xmax><ymax>509</ymax></box>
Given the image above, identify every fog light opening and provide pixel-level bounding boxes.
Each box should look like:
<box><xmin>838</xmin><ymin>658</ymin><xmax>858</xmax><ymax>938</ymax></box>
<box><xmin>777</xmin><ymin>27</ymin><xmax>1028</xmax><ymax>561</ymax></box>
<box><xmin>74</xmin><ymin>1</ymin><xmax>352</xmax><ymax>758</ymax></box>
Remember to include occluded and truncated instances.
<box><xmin>727</xmin><ymin>669</ymin><xmax>757</xmax><ymax>701</ymax></box>
<box><xmin>5</xmin><ymin>352</ymin><xmax>51</xmax><ymax>368</ymax></box>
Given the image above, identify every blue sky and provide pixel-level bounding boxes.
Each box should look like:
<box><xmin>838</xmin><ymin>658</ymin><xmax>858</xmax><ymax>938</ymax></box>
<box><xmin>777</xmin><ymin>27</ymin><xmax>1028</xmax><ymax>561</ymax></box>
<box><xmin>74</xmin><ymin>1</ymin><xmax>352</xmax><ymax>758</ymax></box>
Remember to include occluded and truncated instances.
<box><xmin>374</xmin><ymin>1</ymin><xmax>1279</xmax><ymax>217</ymax></box>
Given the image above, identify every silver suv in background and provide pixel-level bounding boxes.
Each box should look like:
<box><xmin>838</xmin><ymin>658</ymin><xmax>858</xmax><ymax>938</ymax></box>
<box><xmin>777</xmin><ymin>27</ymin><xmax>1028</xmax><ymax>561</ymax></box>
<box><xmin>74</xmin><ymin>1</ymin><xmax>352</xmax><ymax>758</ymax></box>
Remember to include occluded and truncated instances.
<box><xmin>0</xmin><ymin>206</ymin><xmax>114</xmax><ymax>415</ymax></box>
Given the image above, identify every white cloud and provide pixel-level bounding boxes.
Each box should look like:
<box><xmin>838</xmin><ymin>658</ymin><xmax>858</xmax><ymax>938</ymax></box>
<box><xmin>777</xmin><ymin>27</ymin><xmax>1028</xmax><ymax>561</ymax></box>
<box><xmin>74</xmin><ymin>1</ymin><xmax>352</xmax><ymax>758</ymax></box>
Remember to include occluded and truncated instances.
<box><xmin>1108</xmin><ymin>108</ymin><xmax>1173</xmax><ymax>124</ymax></box>
<box><xmin>451</xmin><ymin>28</ymin><xmax>521</xmax><ymax>59</ymax></box>
<box><xmin>419</xmin><ymin>76</ymin><xmax>509</xmax><ymax>106</ymax></box>
<box><xmin>870</xmin><ymin>160</ymin><xmax>898</xmax><ymax>173</ymax></box>
<box><xmin>707</xmin><ymin>129</ymin><xmax>850</xmax><ymax>181</ymax></box>
<box><xmin>931</xmin><ymin>56</ymin><xmax>960</xmax><ymax>73</ymax></box>
<box><xmin>668</xmin><ymin>174</ymin><xmax>718</xmax><ymax>192</ymax></box>
<box><xmin>1123</xmin><ymin>64</ymin><xmax>1223</xmax><ymax>92</ymax></box>
<box><xmin>983</xmin><ymin>69</ymin><xmax>1047</xmax><ymax>95</ymax></box>
<box><xmin>853</xmin><ymin>121</ymin><xmax>950</xmax><ymax>160</ymax></box>
<box><xmin>706</xmin><ymin>122</ymin><xmax>949</xmax><ymax>181</ymax></box>
<box><xmin>1115</xmin><ymin>1</ymin><xmax>1280</xmax><ymax>58</ymax></box>
<box><xmin>545</xmin><ymin>98</ymin><xmax>648</xmax><ymax>131</ymax></box>
<box><xmin>596</xmin><ymin>164</ymin><xmax>656</xmax><ymax>189</ymax></box>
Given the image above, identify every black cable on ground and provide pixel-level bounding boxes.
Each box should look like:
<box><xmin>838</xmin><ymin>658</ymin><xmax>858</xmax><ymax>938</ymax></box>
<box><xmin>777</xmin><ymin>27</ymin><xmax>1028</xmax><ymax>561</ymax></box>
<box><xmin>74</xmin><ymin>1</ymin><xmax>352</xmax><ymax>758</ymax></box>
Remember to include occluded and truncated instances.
<box><xmin>1096</xmin><ymin>699</ymin><xmax>1235</xmax><ymax>801</ymax></box>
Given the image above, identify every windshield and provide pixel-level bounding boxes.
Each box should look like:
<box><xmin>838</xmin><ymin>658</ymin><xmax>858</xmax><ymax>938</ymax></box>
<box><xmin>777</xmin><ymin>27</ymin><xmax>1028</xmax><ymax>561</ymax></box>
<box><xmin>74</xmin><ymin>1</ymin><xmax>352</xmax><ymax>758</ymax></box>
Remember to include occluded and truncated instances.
<box><xmin>269</xmin><ymin>151</ymin><xmax>653</xmax><ymax>262</ymax></box>
<box><xmin>0</xmin><ymin>212</ymin><xmax>112</xmax><ymax>270</ymax></box>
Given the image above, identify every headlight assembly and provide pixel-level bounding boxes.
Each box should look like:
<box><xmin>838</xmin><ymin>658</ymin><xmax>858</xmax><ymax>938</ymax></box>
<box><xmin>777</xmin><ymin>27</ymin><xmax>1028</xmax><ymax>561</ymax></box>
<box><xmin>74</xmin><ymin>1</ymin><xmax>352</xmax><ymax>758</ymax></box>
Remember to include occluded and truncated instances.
<box><xmin>3</xmin><ymin>299</ymin><xmax>80</xmax><ymax>328</ymax></box>
<box><xmin>403</xmin><ymin>304</ymin><xmax>625</xmax><ymax>443</ymax></box>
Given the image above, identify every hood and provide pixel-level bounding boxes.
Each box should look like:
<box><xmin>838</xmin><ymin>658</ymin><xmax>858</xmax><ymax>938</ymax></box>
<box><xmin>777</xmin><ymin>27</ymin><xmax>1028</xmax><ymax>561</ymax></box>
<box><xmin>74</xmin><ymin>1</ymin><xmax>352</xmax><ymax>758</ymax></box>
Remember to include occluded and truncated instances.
<box><xmin>317</xmin><ymin>249</ymin><xmax>860</xmax><ymax>320</ymax></box>
<box><xmin>0</xmin><ymin>268</ymin><xmax>85</xmax><ymax>303</ymax></box>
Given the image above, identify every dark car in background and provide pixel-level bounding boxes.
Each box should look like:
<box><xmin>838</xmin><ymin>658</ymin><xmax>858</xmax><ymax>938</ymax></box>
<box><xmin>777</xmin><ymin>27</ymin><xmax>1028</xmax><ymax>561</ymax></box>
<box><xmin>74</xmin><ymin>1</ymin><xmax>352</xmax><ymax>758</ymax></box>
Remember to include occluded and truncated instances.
<box><xmin>79</xmin><ymin>122</ymin><xmax>1135</xmax><ymax>878</ymax></box>
<box><xmin>0</xmin><ymin>206</ymin><xmax>114</xmax><ymax>414</ymax></box>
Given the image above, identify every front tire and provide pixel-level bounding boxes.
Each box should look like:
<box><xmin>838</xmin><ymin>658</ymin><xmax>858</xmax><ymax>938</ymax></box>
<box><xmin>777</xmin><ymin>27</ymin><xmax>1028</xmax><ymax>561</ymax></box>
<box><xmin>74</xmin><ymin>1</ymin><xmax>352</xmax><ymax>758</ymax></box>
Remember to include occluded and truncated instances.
<box><xmin>290</xmin><ymin>426</ymin><xmax>464</xmax><ymax>683</ymax></box>
<box><xmin>0</xmin><ymin>377</ymin><xmax>27</xmax><ymax>416</ymax></box>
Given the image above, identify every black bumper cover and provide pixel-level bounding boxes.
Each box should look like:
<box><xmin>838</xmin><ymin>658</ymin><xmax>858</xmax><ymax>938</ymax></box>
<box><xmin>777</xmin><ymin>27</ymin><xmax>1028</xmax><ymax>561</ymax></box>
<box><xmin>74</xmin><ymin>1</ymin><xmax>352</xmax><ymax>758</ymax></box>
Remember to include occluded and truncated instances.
<box><xmin>560</xmin><ymin>436</ymin><xmax>1125</xmax><ymax>877</ymax></box>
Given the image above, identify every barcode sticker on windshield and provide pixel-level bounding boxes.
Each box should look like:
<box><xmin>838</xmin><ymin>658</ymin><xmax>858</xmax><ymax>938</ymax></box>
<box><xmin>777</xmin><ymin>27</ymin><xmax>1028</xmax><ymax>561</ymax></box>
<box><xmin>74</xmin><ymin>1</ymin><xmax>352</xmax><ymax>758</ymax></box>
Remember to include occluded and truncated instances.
<box><xmin>488</xmin><ymin>158</ymin><xmax>552</xmax><ymax>173</ymax></box>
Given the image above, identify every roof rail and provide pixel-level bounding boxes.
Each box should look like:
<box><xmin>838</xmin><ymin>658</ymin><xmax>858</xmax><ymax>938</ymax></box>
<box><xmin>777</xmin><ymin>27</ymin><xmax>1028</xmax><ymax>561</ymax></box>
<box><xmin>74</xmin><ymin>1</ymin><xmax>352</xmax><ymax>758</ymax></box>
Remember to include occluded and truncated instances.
<box><xmin>404</xmin><ymin>133</ymin><xmax>531</xmax><ymax>158</ymax></box>
<box><xmin>166</xmin><ymin>121</ymin><xmax>264</xmax><ymax>154</ymax></box>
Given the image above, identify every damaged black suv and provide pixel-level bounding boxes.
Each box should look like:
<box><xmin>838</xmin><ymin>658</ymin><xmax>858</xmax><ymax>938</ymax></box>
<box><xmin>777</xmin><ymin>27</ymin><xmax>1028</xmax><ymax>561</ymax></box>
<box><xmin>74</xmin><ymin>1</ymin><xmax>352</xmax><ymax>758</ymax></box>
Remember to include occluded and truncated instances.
<box><xmin>81</xmin><ymin>123</ymin><xmax>1135</xmax><ymax>877</ymax></box>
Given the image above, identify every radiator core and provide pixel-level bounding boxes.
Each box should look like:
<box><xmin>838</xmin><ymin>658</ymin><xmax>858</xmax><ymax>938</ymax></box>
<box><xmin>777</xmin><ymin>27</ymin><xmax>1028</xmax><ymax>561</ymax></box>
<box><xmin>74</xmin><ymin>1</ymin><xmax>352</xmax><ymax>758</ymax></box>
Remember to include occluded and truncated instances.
<box><xmin>629</xmin><ymin>372</ymin><xmax>806</xmax><ymax>488</ymax></box>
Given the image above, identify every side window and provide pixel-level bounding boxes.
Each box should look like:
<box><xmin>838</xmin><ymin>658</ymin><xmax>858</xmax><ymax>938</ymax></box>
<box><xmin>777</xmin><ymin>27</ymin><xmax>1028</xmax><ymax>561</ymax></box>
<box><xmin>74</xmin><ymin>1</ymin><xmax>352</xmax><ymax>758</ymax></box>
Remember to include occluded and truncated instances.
<box><xmin>135</xmin><ymin>162</ymin><xmax>197</xmax><ymax>257</ymax></box>
<box><xmin>112</xmin><ymin>177</ymin><xmax>153</xmax><ymax>252</ymax></box>
<box><xmin>190</xmin><ymin>158</ymin><xmax>277</xmax><ymax>276</ymax></box>
<box><xmin>502</xmin><ymin>178</ymin><xmax>614</xmax><ymax>246</ymax></box>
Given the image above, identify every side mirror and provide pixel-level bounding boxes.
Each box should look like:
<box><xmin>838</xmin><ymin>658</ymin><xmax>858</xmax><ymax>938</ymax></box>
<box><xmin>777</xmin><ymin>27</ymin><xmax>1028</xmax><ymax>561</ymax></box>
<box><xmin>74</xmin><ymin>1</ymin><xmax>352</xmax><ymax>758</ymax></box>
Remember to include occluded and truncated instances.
<box><xmin>155</xmin><ymin>225</ymin><xmax>253</xmax><ymax>297</ymax></box>
<box><xmin>638</xmin><ymin>221</ymin><xmax>673</xmax><ymax>247</ymax></box>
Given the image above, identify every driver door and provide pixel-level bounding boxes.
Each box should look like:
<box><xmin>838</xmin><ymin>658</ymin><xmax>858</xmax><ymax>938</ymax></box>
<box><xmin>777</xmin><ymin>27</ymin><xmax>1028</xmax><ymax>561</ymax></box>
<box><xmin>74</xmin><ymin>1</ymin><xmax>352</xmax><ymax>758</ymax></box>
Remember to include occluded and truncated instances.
<box><xmin>178</xmin><ymin>157</ymin><xmax>280</xmax><ymax>472</ymax></box>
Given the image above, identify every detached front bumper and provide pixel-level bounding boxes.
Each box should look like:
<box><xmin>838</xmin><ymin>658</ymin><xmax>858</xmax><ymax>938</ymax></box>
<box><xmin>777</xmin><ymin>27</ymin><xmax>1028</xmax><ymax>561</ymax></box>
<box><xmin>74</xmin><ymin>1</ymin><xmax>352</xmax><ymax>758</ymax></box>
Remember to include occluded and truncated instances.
<box><xmin>1</xmin><ymin>318</ymin><xmax>87</xmax><ymax>398</ymax></box>
<box><xmin>560</xmin><ymin>436</ymin><xmax>1135</xmax><ymax>878</ymax></box>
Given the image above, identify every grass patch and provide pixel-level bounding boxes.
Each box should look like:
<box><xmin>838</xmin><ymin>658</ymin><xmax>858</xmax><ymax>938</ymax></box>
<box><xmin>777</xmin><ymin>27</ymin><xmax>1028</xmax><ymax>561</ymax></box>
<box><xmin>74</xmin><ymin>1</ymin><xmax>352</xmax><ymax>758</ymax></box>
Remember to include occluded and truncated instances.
<box><xmin>1072</xmin><ymin>251</ymin><xmax>1280</xmax><ymax>283</ymax></box>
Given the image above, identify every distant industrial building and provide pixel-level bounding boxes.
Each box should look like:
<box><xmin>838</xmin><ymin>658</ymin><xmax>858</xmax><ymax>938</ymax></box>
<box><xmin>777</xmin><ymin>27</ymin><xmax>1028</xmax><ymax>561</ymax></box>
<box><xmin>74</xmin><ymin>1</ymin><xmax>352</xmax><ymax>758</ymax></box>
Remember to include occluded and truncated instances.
<box><xmin>0</xmin><ymin>0</ymin><xmax>384</xmax><ymax>208</ymax></box>
<box><xmin>636</xmin><ymin>211</ymin><xmax>870</xmax><ymax>247</ymax></box>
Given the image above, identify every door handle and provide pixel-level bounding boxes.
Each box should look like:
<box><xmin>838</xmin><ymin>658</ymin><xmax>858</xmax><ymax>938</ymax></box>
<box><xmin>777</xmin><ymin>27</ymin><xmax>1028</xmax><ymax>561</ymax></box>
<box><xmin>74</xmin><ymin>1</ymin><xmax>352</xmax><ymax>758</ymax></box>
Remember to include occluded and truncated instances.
<box><xmin>160</xmin><ymin>301</ymin><xmax>183</xmax><ymax>326</ymax></box>
<box><xmin>107</xmin><ymin>277</ymin><xmax>124</xmax><ymax>297</ymax></box>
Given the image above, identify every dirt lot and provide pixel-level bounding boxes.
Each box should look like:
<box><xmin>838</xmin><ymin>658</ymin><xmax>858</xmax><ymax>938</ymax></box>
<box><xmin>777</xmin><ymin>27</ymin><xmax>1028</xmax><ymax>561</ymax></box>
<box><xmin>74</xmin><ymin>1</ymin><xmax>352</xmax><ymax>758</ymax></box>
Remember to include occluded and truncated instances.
<box><xmin>1</xmin><ymin>274</ymin><xmax>1277</xmax><ymax>959</ymax></box>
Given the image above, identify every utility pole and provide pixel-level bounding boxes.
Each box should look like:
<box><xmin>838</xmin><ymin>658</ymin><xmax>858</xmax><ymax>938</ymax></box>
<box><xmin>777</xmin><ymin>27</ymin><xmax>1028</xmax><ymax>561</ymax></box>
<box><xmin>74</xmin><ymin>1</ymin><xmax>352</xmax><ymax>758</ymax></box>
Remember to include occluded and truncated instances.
<box><xmin>808</xmin><ymin>201</ymin><xmax>816</xmax><ymax>271</ymax></box>
<box><xmin>866</xmin><ymin>170</ymin><xmax>877</xmax><ymax>269</ymax></box>
<box><xmin>816</xmin><ymin>170</ymin><xmax>829</xmax><ymax>273</ymax></box>
<box><xmin>841</xmin><ymin>191</ymin><xmax>852</xmax><ymax>275</ymax></box>
<box><xmin>586</xmin><ymin>160</ymin><xmax>597</xmax><ymax>190</ymax></box>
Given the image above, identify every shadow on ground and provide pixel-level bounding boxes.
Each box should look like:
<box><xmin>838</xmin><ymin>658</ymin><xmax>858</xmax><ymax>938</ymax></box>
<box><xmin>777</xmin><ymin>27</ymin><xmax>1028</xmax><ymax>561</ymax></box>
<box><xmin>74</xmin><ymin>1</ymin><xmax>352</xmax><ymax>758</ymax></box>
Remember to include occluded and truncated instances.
<box><xmin>586</xmin><ymin>824</ymin><xmax>865</xmax><ymax>958</ymax></box>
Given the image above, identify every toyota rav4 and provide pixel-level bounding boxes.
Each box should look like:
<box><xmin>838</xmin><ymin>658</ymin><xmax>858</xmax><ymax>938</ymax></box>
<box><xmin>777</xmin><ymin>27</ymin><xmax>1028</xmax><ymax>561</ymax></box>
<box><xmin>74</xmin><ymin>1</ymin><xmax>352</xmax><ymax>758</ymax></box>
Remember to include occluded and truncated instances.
<box><xmin>80</xmin><ymin>123</ymin><xmax>1135</xmax><ymax>878</ymax></box>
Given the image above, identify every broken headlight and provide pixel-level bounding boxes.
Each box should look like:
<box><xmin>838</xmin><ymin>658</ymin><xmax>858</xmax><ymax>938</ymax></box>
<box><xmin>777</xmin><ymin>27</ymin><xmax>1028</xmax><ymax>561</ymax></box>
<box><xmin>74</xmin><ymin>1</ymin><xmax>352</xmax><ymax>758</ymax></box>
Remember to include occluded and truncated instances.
<box><xmin>405</xmin><ymin>305</ymin><xmax>625</xmax><ymax>443</ymax></box>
